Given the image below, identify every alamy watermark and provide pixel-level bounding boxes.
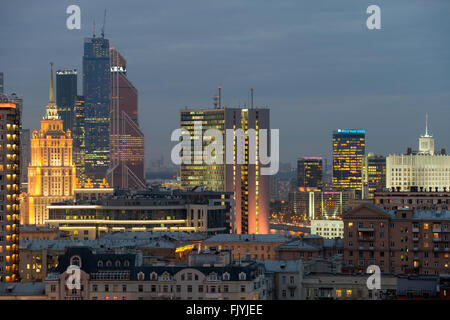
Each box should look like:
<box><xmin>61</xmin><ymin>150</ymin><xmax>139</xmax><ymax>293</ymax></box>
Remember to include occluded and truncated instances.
<box><xmin>171</xmin><ymin>121</ymin><xmax>279</xmax><ymax>175</ymax></box>
<box><xmin>66</xmin><ymin>265</ymin><xmax>81</xmax><ymax>290</ymax></box>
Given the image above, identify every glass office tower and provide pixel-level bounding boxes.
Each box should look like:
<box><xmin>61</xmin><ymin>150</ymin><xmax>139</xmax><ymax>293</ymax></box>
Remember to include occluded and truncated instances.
<box><xmin>73</xmin><ymin>95</ymin><xmax>86</xmax><ymax>186</ymax></box>
<box><xmin>297</xmin><ymin>157</ymin><xmax>323</xmax><ymax>189</ymax></box>
<box><xmin>82</xmin><ymin>36</ymin><xmax>111</xmax><ymax>185</ymax></box>
<box><xmin>56</xmin><ymin>69</ymin><xmax>77</xmax><ymax>132</ymax></box>
<box><xmin>332</xmin><ymin>129</ymin><xmax>365</xmax><ymax>196</ymax></box>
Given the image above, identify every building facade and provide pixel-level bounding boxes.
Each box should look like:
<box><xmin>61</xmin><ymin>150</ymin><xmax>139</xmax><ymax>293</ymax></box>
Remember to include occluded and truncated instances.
<box><xmin>180</xmin><ymin>106</ymin><xmax>270</xmax><ymax>234</ymax></box>
<box><xmin>362</xmin><ymin>153</ymin><xmax>386</xmax><ymax>199</ymax></box>
<box><xmin>0</xmin><ymin>94</ymin><xmax>22</xmax><ymax>282</ymax></box>
<box><xmin>332</xmin><ymin>129</ymin><xmax>365</xmax><ymax>196</ymax></box>
<box><xmin>83</xmin><ymin>35</ymin><xmax>111</xmax><ymax>184</ymax></box>
<box><xmin>343</xmin><ymin>203</ymin><xmax>450</xmax><ymax>275</ymax></box>
<box><xmin>106</xmin><ymin>48</ymin><xmax>145</xmax><ymax>189</ymax></box>
<box><xmin>310</xmin><ymin>220</ymin><xmax>344</xmax><ymax>239</ymax></box>
<box><xmin>24</xmin><ymin>63</ymin><xmax>76</xmax><ymax>225</ymax></box>
<box><xmin>297</xmin><ymin>157</ymin><xmax>323</xmax><ymax>189</ymax></box>
<box><xmin>386</xmin><ymin>121</ymin><xmax>450</xmax><ymax>192</ymax></box>
<box><xmin>73</xmin><ymin>95</ymin><xmax>86</xmax><ymax>186</ymax></box>
<box><xmin>374</xmin><ymin>191</ymin><xmax>450</xmax><ymax>211</ymax></box>
<box><xmin>56</xmin><ymin>69</ymin><xmax>77</xmax><ymax>133</ymax></box>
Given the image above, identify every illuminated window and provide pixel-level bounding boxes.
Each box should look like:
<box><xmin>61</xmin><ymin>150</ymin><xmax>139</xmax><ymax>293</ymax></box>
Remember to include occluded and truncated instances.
<box><xmin>336</xmin><ymin>290</ymin><xmax>342</xmax><ymax>297</ymax></box>
<box><xmin>346</xmin><ymin>290</ymin><xmax>352</xmax><ymax>297</ymax></box>
<box><xmin>348</xmin><ymin>222</ymin><xmax>353</xmax><ymax>228</ymax></box>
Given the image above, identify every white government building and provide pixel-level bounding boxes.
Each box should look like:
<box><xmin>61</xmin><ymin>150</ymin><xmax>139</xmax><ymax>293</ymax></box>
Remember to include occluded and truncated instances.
<box><xmin>387</xmin><ymin>115</ymin><xmax>450</xmax><ymax>192</ymax></box>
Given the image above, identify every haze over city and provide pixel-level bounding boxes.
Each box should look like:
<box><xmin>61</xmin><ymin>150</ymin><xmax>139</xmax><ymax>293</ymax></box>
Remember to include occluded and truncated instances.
<box><xmin>1</xmin><ymin>0</ymin><xmax>450</xmax><ymax>166</ymax></box>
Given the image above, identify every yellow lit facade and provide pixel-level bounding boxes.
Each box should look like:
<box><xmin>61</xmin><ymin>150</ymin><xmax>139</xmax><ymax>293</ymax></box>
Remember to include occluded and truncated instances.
<box><xmin>24</xmin><ymin>63</ymin><xmax>76</xmax><ymax>225</ymax></box>
<box><xmin>332</xmin><ymin>129</ymin><xmax>365</xmax><ymax>196</ymax></box>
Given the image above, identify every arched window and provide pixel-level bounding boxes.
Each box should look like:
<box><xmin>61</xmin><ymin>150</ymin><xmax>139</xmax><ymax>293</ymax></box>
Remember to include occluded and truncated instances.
<box><xmin>115</xmin><ymin>260</ymin><xmax>121</xmax><ymax>268</ymax></box>
<box><xmin>209</xmin><ymin>272</ymin><xmax>218</xmax><ymax>281</ymax></box>
<box><xmin>137</xmin><ymin>272</ymin><xmax>145</xmax><ymax>281</ymax></box>
<box><xmin>70</xmin><ymin>255</ymin><xmax>81</xmax><ymax>267</ymax></box>
<box><xmin>106</xmin><ymin>260</ymin><xmax>112</xmax><ymax>267</ymax></box>
<box><xmin>222</xmin><ymin>272</ymin><xmax>230</xmax><ymax>281</ymax></box>
<box><xmin>161</xmin><ymin>272</ymin><xmax>170</xmax><ymax>281</ymax></box>
<box><xmin>150</xmin><ymin>272</ymin><xmax>158</xmax><ymax>281</ymax></box>
<box><xmin>97</xmin><ymin>260</ymin><xmax>103</xmax><ymax>268</ymax></box>
<box><xmin>124</xmin><ymin>260</ymin><xmax>130</xmax><ymax>267</ymax></box>
<box><xmin>239</xmin><ymin>272</ymin><xmax>246</xmax><ymax>281</ymax></box>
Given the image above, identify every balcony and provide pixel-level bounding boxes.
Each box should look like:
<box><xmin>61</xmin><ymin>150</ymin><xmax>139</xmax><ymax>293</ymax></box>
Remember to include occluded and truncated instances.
<box><xmin>433</xmin><ymin>238</ymin><xmax>442</xmax><ymax>242</ymax></box>
<box><xmin>413</xmin><ymin>237</ymin><xmax>419</xmax><ymax>241</ymax></box>
<box><xmin>433</xmin><ymin>227</ymin><xmax>442</xmax><ymax>233</ymax></box>
<box><xmin>358</xmin><ymin>237</ymin><xmax>374</xmax><ymax>241</ymax></box>
<box><xmin>412</xmin><ymin>227</ymin><xmax>420</xmax><ymax>233</ymax></box>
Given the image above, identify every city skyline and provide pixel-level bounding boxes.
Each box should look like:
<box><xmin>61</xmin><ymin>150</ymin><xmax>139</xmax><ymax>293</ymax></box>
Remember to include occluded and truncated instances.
<box><xmin>1</xmin><ymin>0</ymin><xmax>450</xmax><ymax>167</ymax></box>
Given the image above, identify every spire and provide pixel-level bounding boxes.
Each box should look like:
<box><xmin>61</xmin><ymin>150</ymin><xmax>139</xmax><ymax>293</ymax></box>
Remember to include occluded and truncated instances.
<box><xmin>425</xmin><ymin>113</ymin><xmax>429</xmax><ymax>136</ymax></box>
<box><xmin>49</xmin><ymin>62</ymin><xmax>55</xmax><ymax>105</ymax></box>
<box><xmin>44</xmin><ymin>62</ymin><xmax>60</xmax><ymax>121</ymax></box>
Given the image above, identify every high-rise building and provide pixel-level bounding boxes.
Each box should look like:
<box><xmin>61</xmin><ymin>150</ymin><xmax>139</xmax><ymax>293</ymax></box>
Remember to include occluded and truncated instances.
<box><xmin>297</xmin><ymin>157</ymin><xmax>323</xmax><ymax>189</ymax></box>
<box><xmin>332</xmin><ymin>129</ymin><xmax>365</xmax><ymax>196</ymax></box>
<box><xmin>0</xmin><ymin>94</ymin><xmax>22</xmax><ymax>282</ymax></box>
<box><xmin>362</xmin><ymin>153</ymin><xmax>386</xmax><ymax>199</ymax></box>
<box><xmin>24</xmin><ymin>63</ymin><xmax>76</xmax><ymax>225</ymax></box>
<box><xmin>73</xmin><ymin>95</ymin><xmax>86</xmax><ymax>186</ymax></box>
<box><xmin>106</xmin><ymin>48</ymin><xmax>145</xmax><ymax>189</ymax></box>
<box><xmin>56</xmin><ymin>69</ymin><xmax>77</xmax><ymax>132</ymax></box>
<box><xmin>20</xmin><ymin>129</ymin><xmax>30</xmax><ymax>192</ymax></box>
<box><xmin>0</xmin><ymin>72</ymin><xmax>4</xmax><ymax>94</ymax></box>
<box><xmin>180</xmin><ymin>105</ymin><xmax>270</xmax><ymax>234</ymax></box>
<box><xmin>83</xmin><ymin>35</ymin><xmax>111</xmax><ymax>185</ymax></box>
<box><xmin>386</xmin><ymin>116</ymin><xmax>450</xmax><ymax>192</ymax></box>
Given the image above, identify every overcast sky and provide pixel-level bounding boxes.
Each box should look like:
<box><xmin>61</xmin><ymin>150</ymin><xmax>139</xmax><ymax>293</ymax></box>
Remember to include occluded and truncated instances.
<box><xmin>1</xmin><ymin>0</ymin><xmax>449</xmax><ymax>169</ymax></box>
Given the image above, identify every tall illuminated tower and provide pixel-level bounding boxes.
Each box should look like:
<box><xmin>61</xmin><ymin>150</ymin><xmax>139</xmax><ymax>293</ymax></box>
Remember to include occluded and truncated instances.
<box><xmin>180</xmin><ymin>100</ymin><xmax>270</xmax><ymax>234</ymax></box>
<box><xmin>25</xmin><ymin>63</ymin><xmax>76</xmax><ymax>225</ymax></box>
<box><xmin>106</xmin><ymin>48</ymin><xmax>145</xmax><ymax>188</ymax></box>
<box><xmin>0</xmin><ymin>94</ymin><xmax>21</xmax><ymax>282</ymax></box>
<box><xmin>83</xmin><ymin>33</ymin><xmax>111</xmax><ymax>184</ymax></box>
<box><xmin>332</xmin><ymin>129</ymin><xmax>365</xmax><ymax>196</ymax></box>
<box><xmin>73</xmin><ymin>95</ymin><xmax>86</xmax><ymax>186</ymax></box>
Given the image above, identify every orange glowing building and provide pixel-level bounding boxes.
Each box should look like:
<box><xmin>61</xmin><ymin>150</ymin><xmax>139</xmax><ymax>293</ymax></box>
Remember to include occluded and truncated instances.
<box><xmin>23</xmin><ymin>63</ymin><xmax>76</xmax><ymax>225</ymax></box>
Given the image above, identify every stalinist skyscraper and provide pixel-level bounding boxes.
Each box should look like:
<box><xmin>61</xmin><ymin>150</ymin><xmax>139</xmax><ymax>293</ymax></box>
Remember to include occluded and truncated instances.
<box><xmin>23</xmin><ymin>63</ymin><xmax>76</xmax><ymax>225</ymax></box>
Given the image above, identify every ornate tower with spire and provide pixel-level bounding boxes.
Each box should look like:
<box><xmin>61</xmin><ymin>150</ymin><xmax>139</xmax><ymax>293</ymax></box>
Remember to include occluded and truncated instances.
<box><xmin>419</xmin><ymin>113</ymin><xmax>435</xmax><ymax>155</ymax></box>
<box><xmin>23</xmin><ymin>63</ymin><xmax>76</xmax><ymax>225</ymax></box>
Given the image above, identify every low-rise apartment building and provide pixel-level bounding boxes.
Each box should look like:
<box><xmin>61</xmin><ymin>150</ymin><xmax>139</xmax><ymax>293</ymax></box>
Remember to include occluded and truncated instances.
<box><xmin>343</xmin><ymin>203</ymin><xmax>450</xmax><ymax>275</ymax></box>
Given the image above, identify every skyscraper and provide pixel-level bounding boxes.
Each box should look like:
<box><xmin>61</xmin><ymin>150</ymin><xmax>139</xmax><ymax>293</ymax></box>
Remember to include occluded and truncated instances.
<box><xmin>297</xmin><ymin>157</ymin><xmax>323</xmax><ymax>189</ymax></box>
<box><xmin>73</xmin><ymin>95</ymin><xmax>86</xmax><ymax>186</ymax></box>
<box><xmin>83</xmin><ymin>34</ymin><xmax>111</xmax><ymax>185</ymax></box>
<box><xmin>362</xmin><ymin>153</ymin><xmax>386</xmax><ymax>199</ymax></box>
<box><xmin>24</xmin><ymin>63</ymin><xmax>76</xmax><ymax>225</ymax></box>
<box><xmin>106</xmin><ymin>48</ymin><xmax>145</xmax><ymax>188</ymax></box>
<box><xmin>180</xmin><ymin>105</ymin><xmax>270</xmax><ymax>234</ymax></box>
<box><xmin>332</xmin><ymin>129</ymin><xmax>365</xmax><ymax>196</ymax></box>
<box><xmin>0</xmin><ymin>94</ymin><xmax>22</xmax><ymax>282</ymax></box>
<box><xmin>56</xmin><ymin>69</ymin><xmax>77</xmax><ymax>132</ymax></box>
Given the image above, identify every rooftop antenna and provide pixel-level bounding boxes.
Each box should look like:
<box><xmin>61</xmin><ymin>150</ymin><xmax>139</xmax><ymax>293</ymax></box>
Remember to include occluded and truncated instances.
<box><xmin>101</xmin><ymin>9</ymin><xmax>107</xmax><ymax>38</ymax></box>
<box><xmin>250</xmin><ymin>87</ymin><xmax>254</xmax><ymax>109</ymax></box>
<box><xmin>218</xmin><ymin>86</ymin><xmax>222</xmax><ymax>108</ymax></box>
<box><xmin>425</xmin><ymin>113</ymin><xmax>429</xmax><ymax>136</ymax></box>
<box><xmin>93</xmin><ymin>19</ymin><xmax>96</xmax><ymax>37</ymax></box>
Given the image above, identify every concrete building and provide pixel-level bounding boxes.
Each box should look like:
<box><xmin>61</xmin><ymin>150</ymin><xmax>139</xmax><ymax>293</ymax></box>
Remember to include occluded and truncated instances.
<box><xmin>387</xmin><ymin>117</ymin><xmax>450</xmax><ymax>192</ymax></box>
<box><xmin>202</xmin><ymin>234</ymin><xmax>290</xmax><ymax>261</ymax></box>
<box><xmin>374</xmin><ymin>190</ymin><xmax>450</xmax><ymax>211</ymax></box>
<box><xmin>180</xmin><ymin>105</ymin><xmax>270</xmax><ymax>234</ymax></box>
<box><xmin>0</xmin><ymin>94</ymin><xmax>22</xmax><ymax>282</ymax></box>
<box><xmin>46</xmin><ymin>188</ymin><xmax>234</xmax><ymax>239</ymax></box>
<box><xmin>275</xmin><ymin>235</ymin><xmax>343</xmax><ymax>262</ymax></box>
<box><xmin>310</xmin><ymin>219</ymin><xmax>344</xmax><ymax>239</ymax></box>
<box><xmin>343</xmin><ymin>203</ymin><xmax>450</xmax><ymax>275</ymax></box>
<box><xmin>45</xmin><ymin>246</ymin><xmax>267</xmax><ymax>300</ymax></box>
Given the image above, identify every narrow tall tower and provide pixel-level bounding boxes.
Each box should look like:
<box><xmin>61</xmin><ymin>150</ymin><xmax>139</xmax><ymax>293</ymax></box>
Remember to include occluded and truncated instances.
<box><xmin>419</xmin><ymin>113</ymin><xmax>434</xmax><ymax>155</ymax></box>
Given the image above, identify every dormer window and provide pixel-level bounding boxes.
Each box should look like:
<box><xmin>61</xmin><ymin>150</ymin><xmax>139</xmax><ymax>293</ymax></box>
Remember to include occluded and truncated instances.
<box><xmin>222</xmin><ymin>272</ymin><xmax>230</xmax><ymax>281</ymax></box>
<box><xmin>124</xmin><ymin>260</ymin><xmax>130</xmax><ymax>267</ymax></box>
<box><xmin>97</xmin><ymin>260</ymin><xmax>103</xmax><ymax>268</ymax></box>
<box><xmin>115</xmin><ymin>260</ymin><xmax>121</xmax><ymax>268</ymax></box>
<box><xmin>239</xmin><ymin>272</ymin><xmax>246</xmax><ymax>281</ymax></box>
<box><xmin>150</xmin><ymin>272</ymin><xmax>158</xmax><ymax>281</ymax></box>
<box><xmin>70</xmin><ymin>255</ymin><xmax>81</xmax><ymax>267</ymax></box>
<box><xmin>137</xmin><ymin>272</ymin><xmax>145</xmax><ymax>281</ymax></box>
<box><xmin>106</xmin><ymin>260</ymin><xmax>112</xmax><ymax>267</ymax></box>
